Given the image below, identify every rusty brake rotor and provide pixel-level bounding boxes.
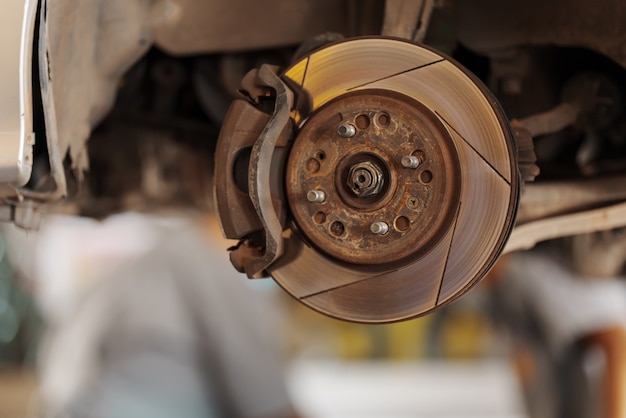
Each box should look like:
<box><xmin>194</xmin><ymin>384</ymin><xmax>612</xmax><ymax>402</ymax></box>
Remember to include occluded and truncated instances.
<box><xmin>215</xmin><ymin>37</ymin><xmax>519</xmax><ymax>323</ymax></box>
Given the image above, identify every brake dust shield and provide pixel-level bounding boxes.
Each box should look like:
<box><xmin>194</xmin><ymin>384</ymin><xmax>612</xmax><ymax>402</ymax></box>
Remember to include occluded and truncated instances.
<box><xmin>215</xmin><ymin>38</ymin><xmax>519</xmax><ymax>323</ymax></box>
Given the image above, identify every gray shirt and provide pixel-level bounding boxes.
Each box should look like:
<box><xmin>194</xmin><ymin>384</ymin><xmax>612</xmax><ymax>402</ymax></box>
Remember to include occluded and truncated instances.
<box><xmin>40</xmin><ymin>219</ymin><xmax>294</xmax><ymax>418</ymax></box>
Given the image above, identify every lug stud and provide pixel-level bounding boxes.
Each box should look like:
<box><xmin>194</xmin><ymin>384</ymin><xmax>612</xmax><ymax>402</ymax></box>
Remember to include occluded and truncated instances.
<box><xmin>401</xmin><ymin>155</ymin><xmax>421</xmax><ymax>169</ymax></box>
<box><xmin>370</xmin><ymin>221</ymin><xmax>389</xmax><ymax>235</ymax></box>
<box><xmin>337</xmin><ymin>123</ymin><xmax>356</xmax><ymax>138</ymax></box>
<box><xmin>307</xmin><ymin>190</ymin><xmax>326</xmax><ymax>203</ymax></box>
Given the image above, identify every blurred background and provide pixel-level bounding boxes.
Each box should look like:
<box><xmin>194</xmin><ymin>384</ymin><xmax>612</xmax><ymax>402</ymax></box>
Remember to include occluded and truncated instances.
<box><xmin>1</xmin><ymin>215</ymin><xmax>625</xmax><ymax>418</ymax></box>
<box><xmin>0</xmin><ymin>211</ymin><xmax>528</xmax><ymax>418</ymax></box>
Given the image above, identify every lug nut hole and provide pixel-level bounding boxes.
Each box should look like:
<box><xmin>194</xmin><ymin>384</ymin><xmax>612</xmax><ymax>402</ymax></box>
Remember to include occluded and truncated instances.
<box><xmin>394</xmin><ymin>216</ymin><xmax>410</xmax><ymax>232</ymax></box>
<box><xmin>330</xmin><ymin>221</ymin><xmax>345</xmax><ymax>237</ymax></box>
<box><xmin>313</xmin><ymin>211</ymin><xmax>326</xmax><ymax>224</ymax></box>
<box><xmin>420</xmin><ymin>170</ymin><xmax>433</xmax><ymax>184</ymax></box>
<box><xmin>306</xmin><ymin>158</ymin><xmax>320</xmax><ymax>173</ymax></box>
<box><xmin>355</xmin><ymin>114</ymin><xmax>370</xmax><ymax>130</ymax></box>
<box><xmin>377</xmin><ymin>113</ymin><xmax>390</xmax><ymax>127</ymax></box>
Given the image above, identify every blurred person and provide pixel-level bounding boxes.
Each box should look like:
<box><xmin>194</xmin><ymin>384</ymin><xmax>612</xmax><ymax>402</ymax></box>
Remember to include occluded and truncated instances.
<box><xmin>6</xmin><ymin>212</ymin><xmax>298</xmax><ymax>418</ymax></box>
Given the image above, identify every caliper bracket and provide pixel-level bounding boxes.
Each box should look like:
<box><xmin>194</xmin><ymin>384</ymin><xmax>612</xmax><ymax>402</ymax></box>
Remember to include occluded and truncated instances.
<box><xmin>214</xmin><ymin>65</ymin><xmax>294</xmax><ymax>278</ymax></box>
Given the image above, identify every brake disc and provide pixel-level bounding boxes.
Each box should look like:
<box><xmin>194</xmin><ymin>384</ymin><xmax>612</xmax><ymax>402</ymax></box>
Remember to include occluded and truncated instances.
<box><xmin>216</xmin><ymin>37</ymin><xmax>519</xmax><ymax>323</ymax></box>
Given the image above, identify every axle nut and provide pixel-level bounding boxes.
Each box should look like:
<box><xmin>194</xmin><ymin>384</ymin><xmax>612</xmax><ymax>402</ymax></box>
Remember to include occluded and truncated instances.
<box><xmin>347</xmin><ymin>161</ymin><xmax>384</xmax><ymax>197</ymax></box>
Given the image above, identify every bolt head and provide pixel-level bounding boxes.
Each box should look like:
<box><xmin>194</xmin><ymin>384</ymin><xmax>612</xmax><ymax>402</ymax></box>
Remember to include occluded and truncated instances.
<box><xmin>406</xmin><ymin>196</ymin><xmax>419</xmax><ymax>210</ymax></box>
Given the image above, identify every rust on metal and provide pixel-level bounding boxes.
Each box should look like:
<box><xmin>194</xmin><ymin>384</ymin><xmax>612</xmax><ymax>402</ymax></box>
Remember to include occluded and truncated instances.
<box><xmin>286</xmin><ymin>89</ymin><xmax>461</xmax><ymax>266</ymax></box>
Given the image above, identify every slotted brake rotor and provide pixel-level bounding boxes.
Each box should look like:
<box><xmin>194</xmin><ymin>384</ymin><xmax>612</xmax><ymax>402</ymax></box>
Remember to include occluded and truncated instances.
<box><xmin>215</xmin><ymin>37</ymin><xmax>519</xmax><ymax>323</ymax></box>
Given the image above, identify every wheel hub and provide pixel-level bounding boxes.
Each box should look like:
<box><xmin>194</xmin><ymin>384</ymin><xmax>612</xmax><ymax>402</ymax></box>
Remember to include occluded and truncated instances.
<box><xmin>286</xmin><ymin>90</ymin><xmax>461</xmax><ymax>266</ymax></box>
